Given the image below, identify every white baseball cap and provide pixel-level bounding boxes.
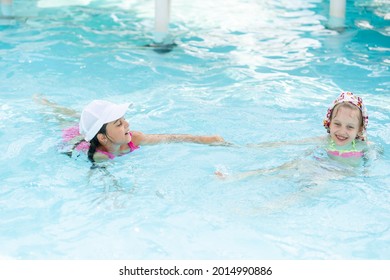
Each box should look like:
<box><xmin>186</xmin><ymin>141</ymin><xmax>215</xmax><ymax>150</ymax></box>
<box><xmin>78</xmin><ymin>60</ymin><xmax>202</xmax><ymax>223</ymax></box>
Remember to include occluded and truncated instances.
<box><xmin>79</xmin><ymin>100</ymin><xmax>131</xmax><ymax>141</ymax></box>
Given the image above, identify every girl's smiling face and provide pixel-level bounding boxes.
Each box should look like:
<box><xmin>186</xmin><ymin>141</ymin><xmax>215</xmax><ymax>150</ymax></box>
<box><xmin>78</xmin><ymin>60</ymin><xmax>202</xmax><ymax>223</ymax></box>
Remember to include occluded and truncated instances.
<box><xmin>329</xmin><ymin>104</ymin><xmax>362</xmax><ymax>146</ymax></box>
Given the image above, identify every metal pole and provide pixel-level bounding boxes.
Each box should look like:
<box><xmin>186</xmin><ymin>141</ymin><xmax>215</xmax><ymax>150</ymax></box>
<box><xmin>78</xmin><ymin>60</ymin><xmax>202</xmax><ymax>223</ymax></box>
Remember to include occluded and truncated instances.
<box><xmin>154</xmin><ymin>0</ymin><xmax>171</xmax><ymax>44</ymax></box>
<box><xmin>328</xmin><ymin>0</ymin><xmax>346</xmax><ymax>29</ymax></box>
<box><xmin>1</xmin><ymin>0</ymin><xmax>13</xmax><ymax>17</ymax></box>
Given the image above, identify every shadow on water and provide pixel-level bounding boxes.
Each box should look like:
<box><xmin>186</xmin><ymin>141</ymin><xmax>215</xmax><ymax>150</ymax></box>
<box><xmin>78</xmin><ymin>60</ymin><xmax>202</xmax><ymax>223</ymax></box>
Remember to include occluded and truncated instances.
<box><xmin>144</xmin><ymin>42</ymin><xmax>178</xmax><ymax>54</ymax></box>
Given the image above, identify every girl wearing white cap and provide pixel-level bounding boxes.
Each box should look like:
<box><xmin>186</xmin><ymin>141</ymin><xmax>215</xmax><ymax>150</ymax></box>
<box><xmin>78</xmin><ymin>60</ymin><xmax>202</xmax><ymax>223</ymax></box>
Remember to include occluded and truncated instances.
<box><xmin>35</xmin><ymin>96</ymin><xmax>226</xmax><ymax>162</ymax></box>
<box><xmin>77</xmin><ymin>100</ymin><xmax>225</xmax><ymax>162</ymax></box>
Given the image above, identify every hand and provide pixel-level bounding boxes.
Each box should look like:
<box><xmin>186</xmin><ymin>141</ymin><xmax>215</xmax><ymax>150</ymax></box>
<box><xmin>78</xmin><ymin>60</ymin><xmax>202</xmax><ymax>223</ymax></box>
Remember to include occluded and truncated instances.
<box><xmin>214</xmin><ymin>170</ymin><xmax>228</xmax><ymax>179</ymax></box>
<box><xmin>207</xmin><ymin>135</ymin><xmax>225</xmax><ymax>144</ymax></box>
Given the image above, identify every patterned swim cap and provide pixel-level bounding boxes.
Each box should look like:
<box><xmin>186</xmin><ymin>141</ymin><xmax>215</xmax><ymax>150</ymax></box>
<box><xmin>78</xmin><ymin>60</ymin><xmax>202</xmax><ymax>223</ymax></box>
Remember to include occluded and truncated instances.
<box><xmin>323</xmin><ymin>92</ymin><xmax>368</xmax><ymax>141</ymax></box>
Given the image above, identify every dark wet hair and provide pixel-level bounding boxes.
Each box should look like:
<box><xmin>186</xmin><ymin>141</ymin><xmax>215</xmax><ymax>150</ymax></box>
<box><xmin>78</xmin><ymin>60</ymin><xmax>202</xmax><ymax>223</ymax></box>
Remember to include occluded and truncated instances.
<box><xmin>88</xmin><ymin>124</ymin><xmax>108</xmax><ymax>162</ymax></box>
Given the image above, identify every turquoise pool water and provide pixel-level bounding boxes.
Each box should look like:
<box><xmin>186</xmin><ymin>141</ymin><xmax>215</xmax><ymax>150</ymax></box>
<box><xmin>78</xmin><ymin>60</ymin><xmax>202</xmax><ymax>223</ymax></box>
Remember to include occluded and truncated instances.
<box><xmin>0</xmin><ymin>0</ymin><xmax>389</xmax><ymax>259</ymax></box>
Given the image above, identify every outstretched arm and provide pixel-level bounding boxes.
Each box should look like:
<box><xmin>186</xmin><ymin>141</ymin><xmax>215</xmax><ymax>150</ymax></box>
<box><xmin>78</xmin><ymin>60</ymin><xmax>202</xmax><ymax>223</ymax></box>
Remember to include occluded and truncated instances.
<box><xmin>131</xmin><ymin>131</ymin><xmax>227</xmax><ymax>146</ymax></box>
<box><xmin>215</xmin><ymin>158</ymin><xmax>302</xmax><ymax>181</ymax></box>
<box><xmin>215</xmin><ymin>146</ymin><xmax>318</xmax><ymax>181</ymax></box>
<box><xmin>247</xmin><ymin>136</ymin><xmax>326</xmax><ymax>149</ymax></box>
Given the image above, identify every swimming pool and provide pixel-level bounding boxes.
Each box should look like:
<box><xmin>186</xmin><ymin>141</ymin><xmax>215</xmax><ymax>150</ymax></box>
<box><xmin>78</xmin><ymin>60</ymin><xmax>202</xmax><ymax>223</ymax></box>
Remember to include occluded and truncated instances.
<box><xmin>1</xmin><ymin>0</ymin><xmax>389</xmax><ymax>259</ymax></box>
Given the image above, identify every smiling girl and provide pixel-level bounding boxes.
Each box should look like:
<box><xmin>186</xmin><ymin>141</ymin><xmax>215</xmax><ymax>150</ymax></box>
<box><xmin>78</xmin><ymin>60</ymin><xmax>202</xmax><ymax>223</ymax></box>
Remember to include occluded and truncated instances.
<box><xmin>323</xmin><ymin>92</ymin><xmax>368</xmax><ymax>159</ymax></box>
<box><xmin>215</xmin><ymin>91</ymin><xmax>370</xmax><ymax>180</ymax></box>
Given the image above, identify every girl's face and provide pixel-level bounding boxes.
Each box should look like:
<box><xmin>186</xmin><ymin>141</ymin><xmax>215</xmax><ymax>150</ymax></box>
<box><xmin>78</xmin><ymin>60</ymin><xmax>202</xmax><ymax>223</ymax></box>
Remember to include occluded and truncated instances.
<box><xmin>329</xmin><ymin>106</ymin><xmax>362</xmax><ymax>146</ymax></box>
<box><xmin>105</xmin><ymin>117</ymin><xmax>131</xmax><ymax>145</ymax></box>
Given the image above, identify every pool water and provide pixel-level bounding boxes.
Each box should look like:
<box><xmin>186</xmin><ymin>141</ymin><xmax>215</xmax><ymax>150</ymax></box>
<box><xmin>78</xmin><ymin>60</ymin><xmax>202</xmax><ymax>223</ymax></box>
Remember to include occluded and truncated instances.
<box><xmin>0</xmin><ymin>0</ymin><xmax>389</xmax><ymax>259</ymax></box>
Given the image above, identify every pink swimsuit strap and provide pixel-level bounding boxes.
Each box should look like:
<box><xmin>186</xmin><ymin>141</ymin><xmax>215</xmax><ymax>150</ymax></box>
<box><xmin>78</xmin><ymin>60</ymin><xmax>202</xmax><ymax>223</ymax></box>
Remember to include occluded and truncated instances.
<box><xmin>327</xmin><ymin>150</ymin><xmax>364</xmax><ymax>158</ymax></box>
<box><xmin>95</xmin><ymin>141</ymin><xmax>139</xmax><ymax>159</ymax></box>
<box><xmin>95</xmin><ymin>149</ymin><xmax>116</xmax><ymax>159</ymax></box>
